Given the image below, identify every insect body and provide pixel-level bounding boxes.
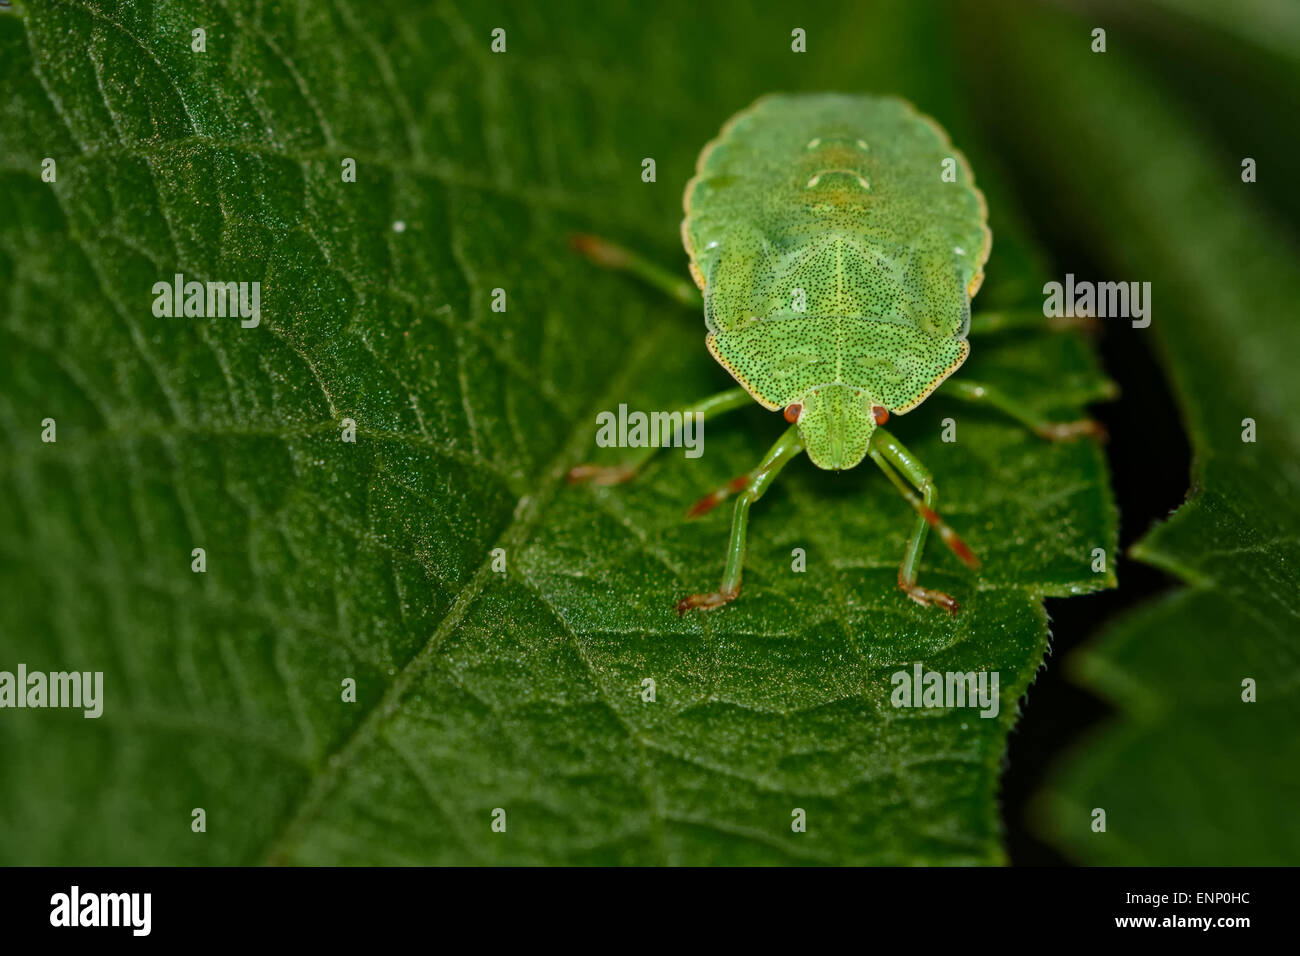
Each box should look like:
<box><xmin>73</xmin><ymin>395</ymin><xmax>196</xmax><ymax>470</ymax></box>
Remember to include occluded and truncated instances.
<box><xmin>570</xmin><ymin>93</ymin><xmax>1099</xmax><ymax>614</ymax></box>
<box><xmin>683</xmin><ymin>94</ymin><xmax>988</xmax><ymax>471</ymax></box>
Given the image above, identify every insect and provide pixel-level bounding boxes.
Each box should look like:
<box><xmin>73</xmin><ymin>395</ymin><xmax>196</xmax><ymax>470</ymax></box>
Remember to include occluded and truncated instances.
<box><xmin>569</xmin><ymin>93</ymin><xmax>1100</xmax><ymax>615</ymax></box>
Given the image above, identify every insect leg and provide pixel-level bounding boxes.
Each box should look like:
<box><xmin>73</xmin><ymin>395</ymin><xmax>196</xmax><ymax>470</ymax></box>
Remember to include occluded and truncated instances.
<box><xmin>966</xmin><ymin>307</ymin><xmax>1099</xmax><ymax>336</ymax></box>
<box><xmin>941</xmin><ymin>380</ymin><xmax>1107</xmax><ymax>441</ymax></box>
<box><xmin>570</xmin><ymin>234</ymin><xmax>702</xmax><ymax>308</ymax></box>
<box><xmin>676</xmin><ymin>423</ymin><xmax>804</xmax><ymax>614</ymax></box>
<box><xmin>568</xmin><ymin>386</ymin><xmax>752</xmax><ymax>485</ymax></box>
<box><xmin>868</xmin><ymin>426</ymin><xmax>979</xmax><ymax>615</ymax></box>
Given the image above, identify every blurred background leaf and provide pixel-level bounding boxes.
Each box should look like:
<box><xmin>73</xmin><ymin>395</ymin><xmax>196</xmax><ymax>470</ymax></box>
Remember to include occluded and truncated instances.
<box><xmin>0</xmin><ymin>0</ymin><xmax>1117</xmax><ymax>864</ymax></box>
<box><xmin>962</xmin><ymin>0</ymin><xmax>1300</xmax><ymax>864</ymax></box>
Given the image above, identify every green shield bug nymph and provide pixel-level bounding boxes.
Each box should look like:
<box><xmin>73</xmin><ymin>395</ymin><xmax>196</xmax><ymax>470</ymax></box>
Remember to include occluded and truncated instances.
<box><xmin>570</xmin><ymin>93</ymin><xmax>1102</xmax><ymax>615</ymax></box>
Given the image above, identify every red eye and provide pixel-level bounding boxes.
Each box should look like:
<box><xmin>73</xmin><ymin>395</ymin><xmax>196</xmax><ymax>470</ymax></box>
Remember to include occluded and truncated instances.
<box><xmin>872</xmin><ymin>405</ymin><xmax>889</xmax><ymax>425</ymax></box>
<box><xmin>784</xmin><ymin>403</ymin><xmax>802</xmax><ymax>423</ymax></box>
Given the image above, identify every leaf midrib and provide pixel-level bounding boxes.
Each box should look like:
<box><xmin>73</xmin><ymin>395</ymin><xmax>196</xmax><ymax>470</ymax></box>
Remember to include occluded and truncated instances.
<box><xmin>257</xmin><ymin>322</ymin><xmax>674</xmax><ymax>865</ymax></box>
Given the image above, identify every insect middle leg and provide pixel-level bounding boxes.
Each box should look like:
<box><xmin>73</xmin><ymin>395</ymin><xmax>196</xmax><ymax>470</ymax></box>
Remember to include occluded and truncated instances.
<box><xmin>941</xmin><ymin>380</ymin><xmax>1106</xmax><ymax>441</ymax></box>
<box><xmin>966</xmin><ymin>307</ymin><xmax>1099</xmax><ymax>336</ymax></box>
<box><xmin>568</xmin><ymin>386</ymin><xmax>752</xmax><ymax>485</ymax></box>
<box><xmin>676</xmin><ymin>424</ymin><xmax>805</xmax><ymax>614</ymax></box>
<box><xmin>570</xmin><ymin>234</ymin><xmax>702</xmax><ymax>308</ymax></box>
<box><xmin>868</xmin><ymin>426</ymin><xmax>980</xmax><ymax>615</ymax></box>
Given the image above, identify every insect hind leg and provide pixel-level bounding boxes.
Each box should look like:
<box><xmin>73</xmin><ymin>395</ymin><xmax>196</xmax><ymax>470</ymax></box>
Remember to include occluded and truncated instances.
<box><xmin>941</xmin><ymin>379</ymin><xmax>1108</xmax><ymax>441</ymax></box>
<box><xmin>966</xmin><ymin>307</ymin><xmax>1100</xmax><ymax>336</ymax></box>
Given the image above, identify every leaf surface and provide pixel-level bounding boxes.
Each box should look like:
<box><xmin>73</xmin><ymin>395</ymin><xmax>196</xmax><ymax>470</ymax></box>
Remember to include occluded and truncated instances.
<box><xmin>0</xmin><ymin>0</ymin><xmax>1114</xmax><ymax>864</ymax></box>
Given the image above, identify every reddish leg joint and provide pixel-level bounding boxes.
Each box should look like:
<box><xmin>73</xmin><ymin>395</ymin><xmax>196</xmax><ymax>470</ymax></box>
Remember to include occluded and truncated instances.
<box><xmin>569</xmin><ymin>233</ymin><xmax>628</xmax><ymax>268</ymax></box>
<box><xmin>675</xmin><ymin>586</ymin><xmax>740</xmax><ymax>615</ymax></box>
<box><xmin>898</xmin><ymin>570</ymin><xmax>960</xmax><ymax>616</ymax></box>
<box><xmin>567</xmin><ymin>463</ymin><xmax>638</xmax><ymax>486</ymax></box>
<box><xmin>1036</xmin><ymin>419</ymin><xmax>1108</xmax><ymax>443</ymax></box>
<box><xmin>687</xmin><ymin>474</ymin><xmax>750</xmax><ymax>519</ymax></box>
<box><xmin>912</xmin><ymin>498</ymin><xmax>980</xmax><ymax>570</ymax></box>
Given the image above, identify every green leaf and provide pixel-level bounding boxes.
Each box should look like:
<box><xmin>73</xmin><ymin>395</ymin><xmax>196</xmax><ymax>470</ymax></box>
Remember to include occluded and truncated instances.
<box><xmin>0</xmin><ymin>0</ymin><xmax>1113</xmax><ymax>864</ymax></box>
<box><xmin>968</xmin><ymin>1</ymin><xmax>1300</xmax><ymax>865</ymax></box>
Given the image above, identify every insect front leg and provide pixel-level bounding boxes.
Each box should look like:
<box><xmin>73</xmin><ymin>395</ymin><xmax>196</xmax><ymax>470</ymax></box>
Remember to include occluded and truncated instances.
<box><xmin>570</xmin><ymin>234</ymin><xmax>702</xmax><ymax>308</ymax></box>
<box><xmin>676</xmin><ymin>423</ymin><xmax>804</xmax><ymax>614</ymax></box>
<box><xmin>868</xmin><ymin>426</ymin><xmax>980</xmax><ymax>615</ymax></box>
<box><xmin>568</xmin><ymin>386</ymin><xmax>753</xmax><ymax>485</ymax></box>
<box><xmin>941</xmin><ymin>380</ymin><xmax>1106</xmax><ymax>441</ymax></box>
